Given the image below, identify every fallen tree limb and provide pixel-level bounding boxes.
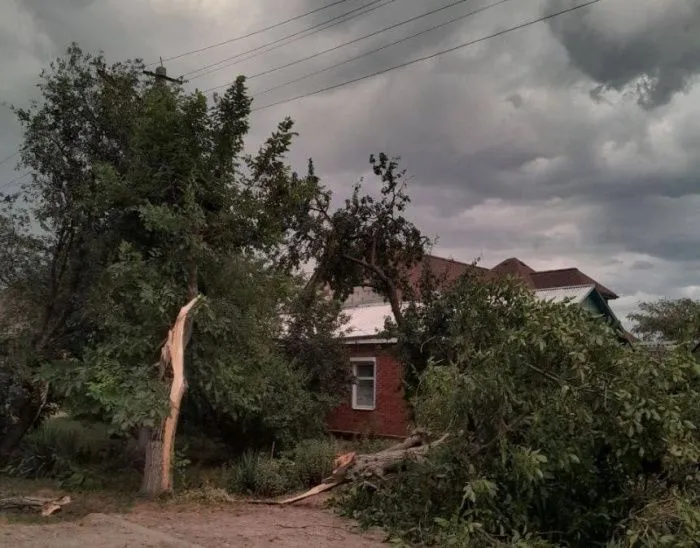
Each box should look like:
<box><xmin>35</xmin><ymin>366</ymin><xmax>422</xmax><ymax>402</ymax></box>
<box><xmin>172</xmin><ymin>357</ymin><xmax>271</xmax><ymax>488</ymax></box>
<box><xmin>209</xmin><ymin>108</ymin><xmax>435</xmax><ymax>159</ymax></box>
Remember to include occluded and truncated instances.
<box><xmin>0</xmin><ymin>495</ymin><xmax>71</xmax><ymax>516</ymax></box>
<box><xmin>253</xmin><ymin>430</ymin><xmax>449</xmax><ymax>505</ymax></box>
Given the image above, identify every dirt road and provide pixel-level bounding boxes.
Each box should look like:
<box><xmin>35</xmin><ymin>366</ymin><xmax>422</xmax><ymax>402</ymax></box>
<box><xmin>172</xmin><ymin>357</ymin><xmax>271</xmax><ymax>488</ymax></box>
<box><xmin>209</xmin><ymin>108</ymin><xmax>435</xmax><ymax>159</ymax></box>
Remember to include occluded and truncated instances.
<box><xmin>1</xmin><ymin>501</ymin><xmax>386</xmax><ymax>547</ymax></box>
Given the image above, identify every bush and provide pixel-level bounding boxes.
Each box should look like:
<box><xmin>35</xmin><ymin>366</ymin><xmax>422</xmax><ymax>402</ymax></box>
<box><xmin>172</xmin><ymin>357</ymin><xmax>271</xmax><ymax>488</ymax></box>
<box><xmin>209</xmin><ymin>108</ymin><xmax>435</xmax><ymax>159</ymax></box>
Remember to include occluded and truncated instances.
<box><xmin>341</xmin><ymin>276</ymin><xmax>700</xmax><ymax>546</ymax></box>
<box><xmin>283</xmin><ymin>438</ymin><xmax>337</xmax><ymax>487</ymax></box>
<box><xmin>226</xmin><ymin>450</ymin><xmax>295</xmax><ymax>497</ymax></box>
<box><xmin>2</xmin><ymin>416</ymin><xmax>137</xmax><ymax>489</ymax></box>
<box><xmin>226</xmin><ymin>438</ymin><xmax>339</xmax><ymax>497</ymax></box>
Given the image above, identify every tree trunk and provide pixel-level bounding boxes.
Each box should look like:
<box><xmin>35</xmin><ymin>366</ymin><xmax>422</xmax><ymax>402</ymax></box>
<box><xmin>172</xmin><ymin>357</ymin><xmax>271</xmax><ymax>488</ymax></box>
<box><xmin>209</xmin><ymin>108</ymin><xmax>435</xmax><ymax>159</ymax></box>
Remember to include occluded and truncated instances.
<box><xmin>139</xmin><ymin>296</ymin><xmax>199</xmax><ymax>497</ymax></box>
<box><xmin>0</xmin><ymin>406</ymin><xmax>36</xmax><ymax>459</ymax></box>
<box><xmin>141</xmin><ymin>433</ymin><xmax>166</xmax><ymax>495</ymax></box>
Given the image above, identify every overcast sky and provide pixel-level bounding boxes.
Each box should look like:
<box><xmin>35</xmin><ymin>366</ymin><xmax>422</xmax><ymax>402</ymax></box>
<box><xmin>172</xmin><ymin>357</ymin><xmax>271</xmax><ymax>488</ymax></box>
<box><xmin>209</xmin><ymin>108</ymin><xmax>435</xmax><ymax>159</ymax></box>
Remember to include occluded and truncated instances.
<box><xmin>1</xmin><ymin>0</ymin><xmax>699</xmax><ymax>326</ymax></box>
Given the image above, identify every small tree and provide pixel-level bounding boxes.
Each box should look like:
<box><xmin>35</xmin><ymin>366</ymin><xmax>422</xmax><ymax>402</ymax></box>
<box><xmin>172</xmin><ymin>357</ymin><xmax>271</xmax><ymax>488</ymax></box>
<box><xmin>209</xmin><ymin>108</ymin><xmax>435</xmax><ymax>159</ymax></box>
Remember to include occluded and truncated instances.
<box><xmin>629</xmin><ymin>297</ymin><xmax>700</xmax><ymax>347</ymax></box>
<box><xmin>0</xmin><ymin>46</ymin><xmax>145</xmax><ymax>458</ymax></box>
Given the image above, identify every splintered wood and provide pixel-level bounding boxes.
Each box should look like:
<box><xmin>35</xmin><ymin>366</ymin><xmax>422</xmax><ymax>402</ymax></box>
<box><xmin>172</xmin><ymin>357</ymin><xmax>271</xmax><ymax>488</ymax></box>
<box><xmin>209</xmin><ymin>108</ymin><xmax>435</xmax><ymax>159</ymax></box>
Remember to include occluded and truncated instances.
<box><xmin>259</xmin><ymin>431</ymin><xmax>449</xmax><ymax>505</ymax></box>
<box><xmin>0</xmin><ymin>495</ymin><xmax>71</xmax><ymax>516</ymax></box>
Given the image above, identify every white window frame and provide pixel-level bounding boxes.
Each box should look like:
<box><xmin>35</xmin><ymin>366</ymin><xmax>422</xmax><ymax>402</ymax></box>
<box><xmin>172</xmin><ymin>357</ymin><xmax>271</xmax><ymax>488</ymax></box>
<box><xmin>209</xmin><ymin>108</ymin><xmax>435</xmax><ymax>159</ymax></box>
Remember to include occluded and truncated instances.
<box><xmin>351</xmin><ymin>357</ymin><xmax>376</xmax><ymax>411</ymax></box>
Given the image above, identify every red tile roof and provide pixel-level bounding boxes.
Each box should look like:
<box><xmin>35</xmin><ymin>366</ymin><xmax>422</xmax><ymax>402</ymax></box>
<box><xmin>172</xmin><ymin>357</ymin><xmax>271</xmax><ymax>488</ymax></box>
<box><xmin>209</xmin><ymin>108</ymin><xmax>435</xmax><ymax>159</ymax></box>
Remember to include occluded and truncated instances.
<box><xmin>489</xmin><ymin>258</ymin><xmax>536</xmax><ymax>288</ymax></box>
<box><xmin>530</xmin><ymin>268</ymin><xmax>618</xmax><ymax>299</ymax></box>
<box><xmin>407</xmin><ymin>255</ymin><xmax>618</xmax><ymax>300</ymax></box>
<box><xmin>406</xmin><ymin>254</ymin><xmax>486</xmax><ymax>287</ymax></box>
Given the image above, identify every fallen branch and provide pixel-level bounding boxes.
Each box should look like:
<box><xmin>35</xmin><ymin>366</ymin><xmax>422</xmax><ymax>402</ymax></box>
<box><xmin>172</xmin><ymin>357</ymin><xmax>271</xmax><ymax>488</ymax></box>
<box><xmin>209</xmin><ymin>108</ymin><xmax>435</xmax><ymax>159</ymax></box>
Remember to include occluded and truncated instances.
<box><xmin>0</xmin><ymin>495</ymin><xmax>71</xmax><ymax>516</ymax></box>
<box><xmin>253</xmin><ymin>430</ymin><xmax>449</xmax><ymax>505</ymax></box>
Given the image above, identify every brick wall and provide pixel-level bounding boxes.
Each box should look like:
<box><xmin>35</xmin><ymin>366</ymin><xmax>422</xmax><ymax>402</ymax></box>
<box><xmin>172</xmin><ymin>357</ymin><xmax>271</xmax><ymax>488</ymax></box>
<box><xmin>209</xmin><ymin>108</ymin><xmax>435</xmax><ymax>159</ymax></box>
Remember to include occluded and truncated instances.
<box><xmin>326</xmin><ymin>343</ymin><xmax>411</xmax><ymax>438</ymax></box>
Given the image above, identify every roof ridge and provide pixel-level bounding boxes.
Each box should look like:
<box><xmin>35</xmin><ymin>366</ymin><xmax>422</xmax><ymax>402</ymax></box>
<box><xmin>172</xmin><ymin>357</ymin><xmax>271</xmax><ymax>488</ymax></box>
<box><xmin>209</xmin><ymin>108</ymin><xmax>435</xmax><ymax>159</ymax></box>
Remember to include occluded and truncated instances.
<box><xmin>534</xmin><ymin>283</ymin><xmax>595</xmax><ymax>291</ymax></box>
<box><xmin>531</xmin><ymin>267</ymin><xmax>579</xmax><ymax>274</ymax></box>
<box><xmin>424</xmin><ymin>253</ymin><xmax>472</xmax><ymax>266</ymax></box>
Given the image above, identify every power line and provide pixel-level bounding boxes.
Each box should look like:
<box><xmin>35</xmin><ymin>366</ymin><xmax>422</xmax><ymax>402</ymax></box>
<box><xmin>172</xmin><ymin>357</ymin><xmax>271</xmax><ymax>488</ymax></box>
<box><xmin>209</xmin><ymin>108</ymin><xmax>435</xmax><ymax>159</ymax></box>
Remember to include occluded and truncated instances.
<box><xmin>253</xmin><ymin>0</ymin><xmax>515</xmax><ymax>99</ymax></box>
<box><xmin>204</xmin><ymin>0</ymin><xmax>482</xmax><ymax>91</ymax></box>
<box><xmin>250</xmin><ymin>0</ymin><xmax>602</xmax><ymax>113</ymax></box>
<box><xmin>150</xmin><ymin>0</ymin><xmax>356</xmax><ymax>65</ymax></box>
<box><xmin>185</xmin><ymin>0</ymin><xmax>391</xmax><ymax>80</ymax></box>
<box><xmin>0</xmin><ymin>151</ymin><xmax>19</xmax><ymax>167</ymax></box>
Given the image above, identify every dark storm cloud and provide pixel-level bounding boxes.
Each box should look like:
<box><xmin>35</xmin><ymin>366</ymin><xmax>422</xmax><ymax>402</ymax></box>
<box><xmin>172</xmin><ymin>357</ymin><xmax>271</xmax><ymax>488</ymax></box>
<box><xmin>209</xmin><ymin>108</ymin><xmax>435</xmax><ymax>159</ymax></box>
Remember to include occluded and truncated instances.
<box><xmin>547</xmin><ymin>0</ymin><xmax>700</xmax><ymax>108</ymax></box>
<box><xmin>2</xmin><ymin>0</ymin><xmax>700</xmax><ymax>323</ymax></box>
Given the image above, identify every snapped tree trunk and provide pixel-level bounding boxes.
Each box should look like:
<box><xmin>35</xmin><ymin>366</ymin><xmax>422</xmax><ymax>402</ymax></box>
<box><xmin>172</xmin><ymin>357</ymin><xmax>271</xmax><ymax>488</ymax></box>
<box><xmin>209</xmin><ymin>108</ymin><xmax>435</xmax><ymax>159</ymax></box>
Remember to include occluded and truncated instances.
<box><xmin>140</xmin><ymin>296</ymin><xmax>200</xmax><ymax>497</ymax></box>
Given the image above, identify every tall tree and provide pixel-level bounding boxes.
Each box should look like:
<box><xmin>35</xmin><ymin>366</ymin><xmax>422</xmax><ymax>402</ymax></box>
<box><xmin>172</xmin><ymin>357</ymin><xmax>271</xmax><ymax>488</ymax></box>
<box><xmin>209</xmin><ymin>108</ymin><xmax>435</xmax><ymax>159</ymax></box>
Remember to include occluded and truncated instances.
<box><xmin>2</xmin><ymin>45</ymin><xmax>337</xmax><ymax>493</ymax></box>
<box><xmin>0</xmin><ymin>45</ymin><xmax>145</xmax><ymax>457</ymax></box>
<box><xmin>628</xmin><ymin>298</ymin><xmax>700</xmax><ymax>346</ymax></box>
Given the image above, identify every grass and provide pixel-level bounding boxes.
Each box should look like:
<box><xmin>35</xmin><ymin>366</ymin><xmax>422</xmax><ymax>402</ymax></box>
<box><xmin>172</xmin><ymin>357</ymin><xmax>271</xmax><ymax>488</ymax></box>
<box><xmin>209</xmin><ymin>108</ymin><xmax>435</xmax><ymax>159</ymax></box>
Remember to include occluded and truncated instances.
<box><xmin>2</xmin><ymin>417</ymin><xmax>399</xmax><ymax>524</ymax></box>
<box><xmin>222</xmin><ymin>436</ymin><xmax>396</xmax><ymax>498</ymax></box>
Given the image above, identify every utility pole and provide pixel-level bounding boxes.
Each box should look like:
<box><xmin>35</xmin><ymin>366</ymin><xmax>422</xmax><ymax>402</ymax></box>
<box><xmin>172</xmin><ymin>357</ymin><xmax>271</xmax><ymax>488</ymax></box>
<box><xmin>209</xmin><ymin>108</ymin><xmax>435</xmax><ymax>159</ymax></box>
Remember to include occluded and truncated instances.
<box><xmin>143</xmin><ymin>59</ymin><xmax>186</xmax><ymax>85</ymax></box>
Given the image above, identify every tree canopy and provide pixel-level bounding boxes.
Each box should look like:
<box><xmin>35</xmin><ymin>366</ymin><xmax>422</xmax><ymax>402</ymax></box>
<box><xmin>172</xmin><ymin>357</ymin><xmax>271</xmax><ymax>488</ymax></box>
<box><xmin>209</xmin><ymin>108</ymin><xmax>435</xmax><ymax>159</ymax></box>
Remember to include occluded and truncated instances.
<box><xmin>629</xmin><ymin>297</ymin><xmax>700</xmax><ymax>347</ymax></box>
<box><xmin>0</xmin><ymin>45</ymin><xmax>338</xmax><ymax>475</ymax></box>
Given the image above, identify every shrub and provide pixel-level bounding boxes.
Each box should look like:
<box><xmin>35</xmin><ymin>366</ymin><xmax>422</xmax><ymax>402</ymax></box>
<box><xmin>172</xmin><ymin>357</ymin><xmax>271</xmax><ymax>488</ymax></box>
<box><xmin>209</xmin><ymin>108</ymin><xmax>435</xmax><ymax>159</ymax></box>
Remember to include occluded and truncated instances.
<box><xmin>2</xmin><ymin>416</ymin><xmax>136</xmax><ymax>489</ymax></box>
<box><xmin>226</xmin><ymin>450</ymin><xmax>295</xmax><ymax>497</ymax></box>
<box><xmin>341</xmin><ymin>276</ymin><xmax>700</xmax><ymax>546</ymax></box>
<box><xmin>283</xmin><ymin>438</ymin><xmax>337</xmax><ymax>487</ymax></box>
<box><xmin>225</xmin><ymin>438</ymin><xmax>339</xmax><ymax>497</ymax></box>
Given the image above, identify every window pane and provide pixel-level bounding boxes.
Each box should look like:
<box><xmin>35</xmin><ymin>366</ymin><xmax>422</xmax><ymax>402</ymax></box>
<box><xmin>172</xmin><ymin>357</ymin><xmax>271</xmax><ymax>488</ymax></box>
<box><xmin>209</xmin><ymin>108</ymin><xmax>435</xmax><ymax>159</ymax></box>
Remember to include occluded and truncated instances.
<box><xmin>354</xmin><ymin>363</ymin><xmax>374</xmax><ymax>378</ymax></box>
<box><xmin>355</xmin><ymin>379</ymin><xmax>375</xmax><ymax>407</ymax></box>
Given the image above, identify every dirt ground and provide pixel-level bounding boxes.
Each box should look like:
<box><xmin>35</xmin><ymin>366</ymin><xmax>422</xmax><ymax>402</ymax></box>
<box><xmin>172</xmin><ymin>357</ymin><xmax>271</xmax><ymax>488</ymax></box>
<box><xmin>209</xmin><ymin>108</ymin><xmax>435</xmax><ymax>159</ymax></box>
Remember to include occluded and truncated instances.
<box><xmin>0</xmin><ymin>495</ymin><xmax>387</xmax><ymax>547</ymax></box>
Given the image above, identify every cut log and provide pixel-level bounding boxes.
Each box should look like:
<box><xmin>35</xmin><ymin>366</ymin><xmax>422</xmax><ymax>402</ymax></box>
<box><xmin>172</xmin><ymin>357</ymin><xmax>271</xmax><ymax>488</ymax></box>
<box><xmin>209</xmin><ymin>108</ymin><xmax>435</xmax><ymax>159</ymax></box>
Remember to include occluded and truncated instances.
<box><xmin>253</xmin><ymin>431</ymin><xmax>449</xmax><ymax>505</ymax></box>
<box><xmin>0</xmin><ymin>495</ymin><xmax>71</xmax><ymax>516</ymax></box>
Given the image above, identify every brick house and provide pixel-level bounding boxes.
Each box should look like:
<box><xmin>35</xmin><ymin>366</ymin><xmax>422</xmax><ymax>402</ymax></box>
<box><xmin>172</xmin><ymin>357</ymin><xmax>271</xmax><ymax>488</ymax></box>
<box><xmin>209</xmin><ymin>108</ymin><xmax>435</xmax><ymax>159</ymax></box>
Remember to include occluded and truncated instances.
<box><xmin>326</xmin><ymin>255</ymin><xmax>625</xmax><ymax>438</ymax></box>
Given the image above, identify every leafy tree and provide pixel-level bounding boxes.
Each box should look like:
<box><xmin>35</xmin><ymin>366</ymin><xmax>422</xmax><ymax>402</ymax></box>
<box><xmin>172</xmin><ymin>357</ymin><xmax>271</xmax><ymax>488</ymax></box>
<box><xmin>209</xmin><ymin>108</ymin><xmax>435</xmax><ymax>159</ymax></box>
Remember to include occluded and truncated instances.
<box><xmin>2</xmin><ymin>45</ymin><xmax>345</xmax><ymax>493</ymax></box>
<box><xmin>0</xmin><ymin>46</ymin><xmax>145</xmax><ymax>458</ymax></box>
<box><xmin>629</xmin><ymin>297</ymin><xmax>700</xmax><ymax>346</ymax></box>
<box><xmin>342</xmin><ymin>275</ymin><xmax>700</xmax><ymax>546</ymax></box>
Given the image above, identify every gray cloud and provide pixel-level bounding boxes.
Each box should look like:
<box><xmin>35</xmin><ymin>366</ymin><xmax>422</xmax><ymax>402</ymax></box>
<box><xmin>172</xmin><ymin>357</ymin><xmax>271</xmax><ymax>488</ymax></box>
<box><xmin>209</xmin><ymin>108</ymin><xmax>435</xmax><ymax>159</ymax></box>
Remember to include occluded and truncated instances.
<box><xmin>547</xmin><ymin>0</ymin><xmax>700</xmax><ymax>108</ymax></box>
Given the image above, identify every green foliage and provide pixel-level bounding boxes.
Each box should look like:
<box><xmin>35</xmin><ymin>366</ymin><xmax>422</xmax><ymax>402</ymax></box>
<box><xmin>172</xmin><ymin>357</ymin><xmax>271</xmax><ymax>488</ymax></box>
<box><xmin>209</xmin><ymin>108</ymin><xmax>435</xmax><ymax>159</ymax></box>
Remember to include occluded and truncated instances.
<box><xmin>227</xmin><ymin>450</ymin><xmax>296</xmax><ymax>498</ymax></box>
<box><xmin>282</xmin><ymin>438</ymin><xmax>338</xmax><ymax>487</ymax></box>
<box><xmin>2</xmin><ymin>417</ymin><xmax>137</xmax><ymax>490</ymax></box>
<box><xmin>2</xmin><ymin>43</ymin><xmax>418</xmax><ymax>486</ymax></box>
<box><xmin>290</xmin><ymin>153</ymin><xmax>431</xmax><ymax>325</ymax></box>
<box><xmin>0</xmin><ymin>45</ymin><xmax>149</xmax><ymax>454</ymax></box>
<box><xmin>225</xmin><ymin>438</ymin><xmax>338</xmax><ymax>497</ymax></box>
<box><xmin>1</xmin><ymin>44</ymin><xmax>349</xmax><ymax>464</ymax></box>
<box><xmin>281</xmin><ymin>289</ymin><xmax>351</xmax><ymax>402</ymax></box>
<box><xmin>342</xmin><ymin>275</ymin><xmax>700</xmax><ymax>546</ymax></box>
<box><xmin>629</xmin><ymin>297</ymin><xmax>700</xmax><ymax>346</ymax></box>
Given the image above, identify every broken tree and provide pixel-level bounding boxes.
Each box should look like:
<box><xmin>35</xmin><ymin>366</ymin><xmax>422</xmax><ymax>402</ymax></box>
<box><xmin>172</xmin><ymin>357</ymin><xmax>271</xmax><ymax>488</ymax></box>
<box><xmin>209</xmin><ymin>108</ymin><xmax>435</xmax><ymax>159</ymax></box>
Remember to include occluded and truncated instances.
<box><xmin>266</xmin><ymin>431</ymin><xmax>449</xmax><ymax>505</ymax></box>
<box><xmin>141</xmin><ymin>296</ymin><xmax>200</xmax><ymax>496</ymax></box>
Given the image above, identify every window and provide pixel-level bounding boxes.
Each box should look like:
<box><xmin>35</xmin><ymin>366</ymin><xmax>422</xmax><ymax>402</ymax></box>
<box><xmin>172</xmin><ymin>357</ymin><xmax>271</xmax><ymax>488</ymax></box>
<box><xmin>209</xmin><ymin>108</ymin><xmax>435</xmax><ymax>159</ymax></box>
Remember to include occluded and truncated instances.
<box><xmin>351</xmin><ymin>358</ymin><xmax>376</xmax><ymax>410</ymax></box>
